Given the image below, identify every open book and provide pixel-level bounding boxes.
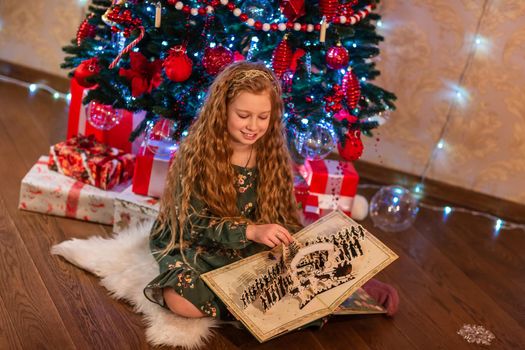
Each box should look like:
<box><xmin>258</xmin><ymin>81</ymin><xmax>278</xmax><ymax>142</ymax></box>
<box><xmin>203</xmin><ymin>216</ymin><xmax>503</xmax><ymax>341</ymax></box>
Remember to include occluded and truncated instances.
<box><xmin>201</xmin><ymin>210</ymin><xmax>398</xmax><ymax>342</ymax></box>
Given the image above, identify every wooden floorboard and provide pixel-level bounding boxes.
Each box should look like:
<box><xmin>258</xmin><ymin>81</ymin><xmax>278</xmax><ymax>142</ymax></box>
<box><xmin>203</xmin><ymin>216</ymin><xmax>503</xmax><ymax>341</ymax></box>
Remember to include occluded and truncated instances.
<box><xmin>1</xmin><ymin>73</ymin><xmax>525</xmax><ymax>349</ymax></box>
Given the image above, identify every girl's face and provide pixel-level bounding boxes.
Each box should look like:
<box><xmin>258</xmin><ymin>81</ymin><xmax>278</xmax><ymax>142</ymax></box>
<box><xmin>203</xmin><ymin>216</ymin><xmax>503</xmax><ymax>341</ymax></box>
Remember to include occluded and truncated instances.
<box><xmin>226</xmin><ymin>90</ymin><xmax>272</xmax><ymax>147</ymax></box>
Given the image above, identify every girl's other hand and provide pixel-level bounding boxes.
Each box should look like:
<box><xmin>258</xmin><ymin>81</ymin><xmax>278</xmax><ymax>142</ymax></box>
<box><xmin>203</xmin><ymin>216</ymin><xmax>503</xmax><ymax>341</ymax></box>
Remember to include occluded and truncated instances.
<box><xmin>246</xmin><ymin>224</ymin><xmax>294</xmax><ymax>247</ymax></box>
<box><xmin>362</xmin><ymin>278</ymin><xmax>399</xmax><ymax>316</ymax></box>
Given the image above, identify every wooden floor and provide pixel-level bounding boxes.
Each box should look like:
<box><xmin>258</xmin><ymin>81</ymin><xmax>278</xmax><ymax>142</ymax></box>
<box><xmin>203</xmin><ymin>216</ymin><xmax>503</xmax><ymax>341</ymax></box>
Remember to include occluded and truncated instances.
<box><xmin>1</xmin><ymin>78</ymin><xmax>524</xmax><ymax>350</ymax></box>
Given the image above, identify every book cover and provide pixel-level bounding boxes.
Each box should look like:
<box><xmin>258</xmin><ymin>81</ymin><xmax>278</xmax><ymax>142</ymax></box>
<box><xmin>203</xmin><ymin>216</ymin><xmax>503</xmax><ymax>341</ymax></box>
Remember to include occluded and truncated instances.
<box><xmin>201</xmin><ymin>210</ymin><xmax>397</xmax><ymax>342</ymax></box>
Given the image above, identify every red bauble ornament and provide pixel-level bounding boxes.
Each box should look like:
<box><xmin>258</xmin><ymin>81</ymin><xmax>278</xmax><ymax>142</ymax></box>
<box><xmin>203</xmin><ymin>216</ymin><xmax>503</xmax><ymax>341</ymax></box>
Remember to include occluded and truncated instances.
<box><xmin>74</xmin><ymin>58</ymin><xmax>100</xmax><ymax>88</ymax></box>
<box><xmin>272</xmin><ymin>37</ymin><xmax>292</xmax><ymax>79</ymax></box>
<box><xmin>164</xmin><ymin>47</ymin><xmax>193</xmax><ymax>82</ymax></box>
<box><xmin>319</xmin><ymin>0</ymin><xmax>339</xmax><ymax>19</ymax></box>
<box><xmin>338</xmin><ymin>129</ymin><xmax>363</xmax><ymax>161</ymax></box>
<box><xmin>202</xmin><ymin>46</ymin><xmax>234</xmax><ymax>75</ymax></box>
<box><xmin>76</xmin><ymin>15</ymin><xmax>97</xmax><ymax>46</ymax></box>
<box><xmin>326</xmin><ymin>43</ymin><xmax>349</xmax><ymax>70</ymax></box>
<box><xmin>279</xmin><ymin>0</ymin><xmax>306</xmax><ymax>22</ymax></box>
<box><xmin>342</xmin><ymin>69</ymin><xmax>361</xmax><ymax>109</ymax></box>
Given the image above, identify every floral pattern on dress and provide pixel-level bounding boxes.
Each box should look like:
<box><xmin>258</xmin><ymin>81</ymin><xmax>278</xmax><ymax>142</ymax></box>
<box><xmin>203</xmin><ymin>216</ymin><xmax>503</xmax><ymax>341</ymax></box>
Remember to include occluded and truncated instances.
<box><xmin>144</xmin><ymin>165</ymin><xmax>260</xmax><ymax>320</ymax></box>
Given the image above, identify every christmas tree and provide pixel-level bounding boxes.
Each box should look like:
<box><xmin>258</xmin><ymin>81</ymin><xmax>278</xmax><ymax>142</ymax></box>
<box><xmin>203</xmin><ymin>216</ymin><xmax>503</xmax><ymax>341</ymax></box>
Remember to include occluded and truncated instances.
<box><xmin>62</xmin><ymin>0</ymin><xmax>395</xmax><ymax>162</ymax></box>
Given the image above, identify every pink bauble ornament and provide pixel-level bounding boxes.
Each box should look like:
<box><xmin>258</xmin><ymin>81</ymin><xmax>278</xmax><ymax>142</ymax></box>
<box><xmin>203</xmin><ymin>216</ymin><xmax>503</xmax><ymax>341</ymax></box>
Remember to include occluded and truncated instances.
<box><xmin>85</xmin><ymin>101</ymin><xmax>123</xmax><ymax>130</ymax></box>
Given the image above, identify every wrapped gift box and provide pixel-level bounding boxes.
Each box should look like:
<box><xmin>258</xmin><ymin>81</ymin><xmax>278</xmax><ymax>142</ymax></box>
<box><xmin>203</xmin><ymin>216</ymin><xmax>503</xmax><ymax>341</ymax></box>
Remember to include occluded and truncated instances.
<box><xmin>132</xmin><ymin>146</ymin><xmax>174</xmax><ymax>198</ymax></box>
<box><xmin>49</xmin><ymin>135</ymin><xmax>135</xmax><ymax>190</ymax></box>
<box><xmin>114</xmin><ymin>186</ymin><xmax>159</xmax><ymax>233</ymax></box>
<box><xmin>19</xmin><ymin>156</ymin><xmax>128</xmax><ymax>225</ymax></box>
<box><xmin>293</xmin><ymin>173</ymin><xmax>310</xmax><ymax>210</ymax></box>
<box><xmin>304</xmin><ymin>159</ymin><xmax>359</xmax><ymax>215</ymax></box>
<box><xmin>67</xmin><ymin>78</ymin><xmax>146</xmax><ymax>154</ymax></box>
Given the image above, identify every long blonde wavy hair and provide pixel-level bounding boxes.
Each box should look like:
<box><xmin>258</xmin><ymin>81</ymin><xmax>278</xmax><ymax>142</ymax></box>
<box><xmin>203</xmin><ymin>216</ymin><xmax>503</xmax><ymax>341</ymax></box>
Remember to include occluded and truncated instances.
<box><xmin>154</xmin><ymin>61</ymin><xmax>302</xmax><ymax>258</ymax></box>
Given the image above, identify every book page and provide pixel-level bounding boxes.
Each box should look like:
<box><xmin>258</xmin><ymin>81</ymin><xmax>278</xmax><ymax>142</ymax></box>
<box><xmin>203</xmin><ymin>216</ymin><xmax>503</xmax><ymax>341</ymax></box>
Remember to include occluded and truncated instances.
<box><xmin>202</xmin><ymin>210</ymin><xmax>398</xmax><ymax>342</ymax></box>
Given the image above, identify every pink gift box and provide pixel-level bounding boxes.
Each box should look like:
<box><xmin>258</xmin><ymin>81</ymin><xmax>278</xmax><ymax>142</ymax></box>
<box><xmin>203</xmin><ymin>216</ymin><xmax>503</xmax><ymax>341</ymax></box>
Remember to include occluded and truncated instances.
<box><xmin>19</xmin><ymin>156</ymin><xmax>128</xmax><ymax>225</ymax></box>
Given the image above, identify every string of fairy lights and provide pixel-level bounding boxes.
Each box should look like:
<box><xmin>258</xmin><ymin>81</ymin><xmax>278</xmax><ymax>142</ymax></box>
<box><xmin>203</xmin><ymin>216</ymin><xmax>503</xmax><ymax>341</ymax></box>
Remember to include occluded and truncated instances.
<box><xmin>2</xmin><ymin>72</ymin><xmax>523</xmax><ymax>233</ymax></box>
<box><xmin>1</xmin><ymin>0</ymin><xmax>523</xmax><ymax>233</ymax></box>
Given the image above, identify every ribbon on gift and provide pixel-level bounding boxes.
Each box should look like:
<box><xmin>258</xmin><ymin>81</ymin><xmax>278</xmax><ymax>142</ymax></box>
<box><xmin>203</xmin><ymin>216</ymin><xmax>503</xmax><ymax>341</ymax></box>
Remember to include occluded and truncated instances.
<box><xmin>132</xmin><ymin>145</ymin><xmax>174</xmax><ymax>198</ymax></box>
<box><xmin>304</xmin><ymin>159</ymin><xmax>359</xmax><ymax>213</ymax></box>
<box><xmin>67</xmin><ymin>79</ymin><xmax>146</xmax><ymax>154</ymax></box>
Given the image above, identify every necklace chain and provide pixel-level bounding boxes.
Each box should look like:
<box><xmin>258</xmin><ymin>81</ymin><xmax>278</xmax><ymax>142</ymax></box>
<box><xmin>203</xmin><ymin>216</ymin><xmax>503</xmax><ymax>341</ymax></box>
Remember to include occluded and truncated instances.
<box><xmin>244</xmin><ymin>145</ymin><xmax>253</xmax><ymax>169</ymax></box>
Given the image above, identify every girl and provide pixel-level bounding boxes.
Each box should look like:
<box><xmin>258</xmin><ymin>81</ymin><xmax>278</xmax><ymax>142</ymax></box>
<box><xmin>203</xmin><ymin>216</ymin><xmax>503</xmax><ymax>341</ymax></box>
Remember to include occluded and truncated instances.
<box><xmin>144</xmin><ymin>61</ymin><xmax>398</xmax><ymax>320</ymax></box>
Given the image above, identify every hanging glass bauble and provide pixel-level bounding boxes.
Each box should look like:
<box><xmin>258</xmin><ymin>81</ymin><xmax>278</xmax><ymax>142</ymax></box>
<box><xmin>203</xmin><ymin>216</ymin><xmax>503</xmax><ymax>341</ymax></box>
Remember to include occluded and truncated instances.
<box><xmin>296</xmin><ymin>123</ymin><xmax>337</xmax><ymax>160</ymax></box>
<box><xmin>241</xmin><ymin>0</ymin><xmax>275</xmax><ymax>22</ymax></box>
<box><xmin>85</xmin><ymin>101</ymin><xmax>123</xmax><ymax>130</ymax></box>
<box><xmin>144</xmin><ymin>118</ymin><xmax>178</xmax><ymax>157</ymax></box>
<box><xmin>286</xmin><ymin>124</ymin><xmax>306</xmax><ymax>164</ymax></box>
<box><xmin>369</xmin><ymin>186</ymin><xmax>419</xmax><ymax>232</ymax></box>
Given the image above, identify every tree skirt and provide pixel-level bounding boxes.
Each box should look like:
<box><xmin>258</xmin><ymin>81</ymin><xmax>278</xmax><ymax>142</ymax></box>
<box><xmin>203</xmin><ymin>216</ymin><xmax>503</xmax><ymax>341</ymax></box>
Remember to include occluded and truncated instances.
<box><xmin>51</xmin><ymin>221</ymin><xmax>218</xmax><ymax>349</ymax></box>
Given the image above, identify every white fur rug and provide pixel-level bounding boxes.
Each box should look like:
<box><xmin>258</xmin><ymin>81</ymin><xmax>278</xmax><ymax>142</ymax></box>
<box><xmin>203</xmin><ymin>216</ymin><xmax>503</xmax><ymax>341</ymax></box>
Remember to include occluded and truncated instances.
<box><xmin>51</xmin><ymin>221</ymin><xmax>219</xmax><ymax>349</ymax></box>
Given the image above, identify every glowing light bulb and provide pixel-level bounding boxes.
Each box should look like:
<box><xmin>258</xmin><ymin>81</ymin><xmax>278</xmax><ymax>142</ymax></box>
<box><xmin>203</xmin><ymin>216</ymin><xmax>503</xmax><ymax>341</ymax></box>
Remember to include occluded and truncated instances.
<box><xmin>29</xmin><ymin>84</ymin><xmax>37</xmax><ymax>92</ymax></box>
<box><xmin>377</xmin><ymin>20</ymin><xmax>383</xmax><ymax>28</ymax></box>
<box><xmin>437</xmin><ymin>140</ymin><xmax>445</xmax><ymax>149</ymax></box>
<box><xmin>53</xmin><ymin>92</ymin><xmax>60</xmax><ymax>99</ymax></box>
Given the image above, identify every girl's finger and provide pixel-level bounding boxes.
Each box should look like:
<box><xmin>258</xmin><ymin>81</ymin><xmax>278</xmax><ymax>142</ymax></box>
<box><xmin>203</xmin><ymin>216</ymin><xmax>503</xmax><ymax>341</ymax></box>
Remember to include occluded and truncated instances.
<box><xmin>282</xmin><ymin>230</ymin><xmax>294</xmax><ymax>244</ymax></box>
<box><xmin>265</xmin><ymin>239</ymin><xmax>276</xmax><ymax>248</ymax></box>
<box><xmin>268</xmin><ymin>235</ymin><xmax>281</xmax><ymax>247</ymax></box>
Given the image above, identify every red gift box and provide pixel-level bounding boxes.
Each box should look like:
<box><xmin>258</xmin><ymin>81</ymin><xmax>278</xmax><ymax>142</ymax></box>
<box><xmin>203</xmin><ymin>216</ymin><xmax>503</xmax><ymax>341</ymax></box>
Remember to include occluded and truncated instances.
<box><xmin>49</xmin><ymin>135</ymin><xmax>135</xmax><ymax>190</ymax></box>
<box><xmin>304</xmin><ymin>159</ymin><xmax>359</xmax><ymax>215</ymax></box>
<box><xmin>132</xmin><ymin>146</ymin><xmax>174</xmax><ymax>198</ymax></box>
<box><xmin>67</xmin><ymin>79</ymin><xmax>146</xmax><ymax>154</ymax></box>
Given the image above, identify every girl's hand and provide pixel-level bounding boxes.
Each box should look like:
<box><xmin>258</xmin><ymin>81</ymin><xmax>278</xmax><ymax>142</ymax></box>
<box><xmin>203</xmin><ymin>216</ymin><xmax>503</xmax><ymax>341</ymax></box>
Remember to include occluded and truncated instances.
<box><xmin>362</xmin><ymin>278</ymin><xmax>399</xmax><ymax>316</ymax></box>
<box><xmin>246</xmin><ymin>224</ymin><xmax>294</xmax><ymax>248</ymax></box>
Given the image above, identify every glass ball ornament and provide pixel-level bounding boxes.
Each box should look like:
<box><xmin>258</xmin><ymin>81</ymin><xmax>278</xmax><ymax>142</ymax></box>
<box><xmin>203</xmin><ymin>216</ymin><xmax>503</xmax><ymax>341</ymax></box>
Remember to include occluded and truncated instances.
<box><xmin>286</xmin><ymin>124</ymin><xmax>307</xmax><ymax>164</ymax></box>
<box><xmin>144</xmin><ymin>118</ymin><xmax>179</xmax><ymax>157</ymax></box>
<box><xmin>296</xmin><ymin>123</ymin><xmax>337</xmax><ymax>160</ymax></box>
<box><xmin>85</xmin><ymin>101</ymin><xmax>123</xmax><ymax>130</ymax></box>
<box><xmin>369</xmin><ymin>186</ymin><xmax>419</xmax><ymax>232</ymax></box>
<box><xmin>240</xmin><ymin>0</ymin><xmax>274</xmax><ymax>22</ymax></box>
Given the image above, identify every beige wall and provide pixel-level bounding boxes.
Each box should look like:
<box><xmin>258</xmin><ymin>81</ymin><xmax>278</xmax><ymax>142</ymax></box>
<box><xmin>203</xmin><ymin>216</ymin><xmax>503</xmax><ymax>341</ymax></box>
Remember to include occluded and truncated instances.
<box><xmin>0</xmin><ymin>0</ymin><xmax>84</xmax><ymax>76</ymax></box>
<box><xmin>365</xmin><ymin>0</ymin><xmax>525</xmax><ymax>204</ymax></box>
<box><xmin>1</xmin><ymin>1</ymin><xmax>524</xmax><ymax>204</ymax></box>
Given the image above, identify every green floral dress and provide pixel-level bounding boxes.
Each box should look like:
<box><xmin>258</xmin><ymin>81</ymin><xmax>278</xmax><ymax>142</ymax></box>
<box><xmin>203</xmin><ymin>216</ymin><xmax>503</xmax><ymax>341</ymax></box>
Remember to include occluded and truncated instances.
<box><xmin>144</xmin><ymin>165</ymin><xmax>266</xmax><ymax>319</ymax></box>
